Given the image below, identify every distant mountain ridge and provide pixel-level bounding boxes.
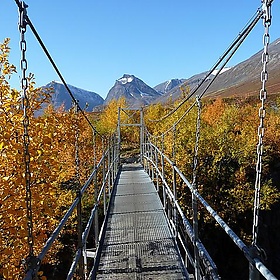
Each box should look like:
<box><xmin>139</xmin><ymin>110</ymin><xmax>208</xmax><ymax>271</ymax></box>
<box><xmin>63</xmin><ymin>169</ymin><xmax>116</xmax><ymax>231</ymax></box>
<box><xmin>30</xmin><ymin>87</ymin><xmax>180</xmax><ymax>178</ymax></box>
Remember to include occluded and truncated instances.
<box><xmin>42</xmin><ymin>37</ymin><xmax>280</xmax><ymax>110</ymax></box>
<box><xmin>156</xmin><ymin>38</ymin><xmax>280</xmax><ymax>102</ymax></box>
<box><xmin>44</xmin><ymin>81</ymin><xmax>104</xmax><ymax>111</ymax></box>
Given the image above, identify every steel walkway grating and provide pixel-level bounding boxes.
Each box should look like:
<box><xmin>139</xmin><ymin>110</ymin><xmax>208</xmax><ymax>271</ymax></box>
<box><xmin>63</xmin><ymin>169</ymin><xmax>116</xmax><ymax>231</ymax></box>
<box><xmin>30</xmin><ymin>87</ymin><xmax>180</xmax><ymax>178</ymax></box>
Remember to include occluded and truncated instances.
<box><xmin>111</xmin><ymin>193</ymin><xmax>163</xmax><ymax>214</ymax></box>
<box><xmin>104</xmin><ymin>212</ymin><xmax>172</xmax><ymax>244</ymax></box>
<box><xmin>116</xmin><ymin>182</ymin><xmax>157</xmax><ymax>196</ymax></box>
<box><xmin>95</xmin><ymin>163</ymin><xmax>189</xmax><ymax>279</ymax></box>
<box><xmin>97</xmin><ymin>240</ymin><xmax>186</xmax><ymax>279</ymax></box>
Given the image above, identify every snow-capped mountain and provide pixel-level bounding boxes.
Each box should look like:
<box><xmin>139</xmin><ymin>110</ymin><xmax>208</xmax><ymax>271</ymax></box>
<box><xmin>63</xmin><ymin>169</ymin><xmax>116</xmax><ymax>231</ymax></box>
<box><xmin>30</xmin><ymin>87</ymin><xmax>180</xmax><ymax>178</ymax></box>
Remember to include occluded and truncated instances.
<box><xmin>153</xmin><ymin>79</ymin><xmax>186</xmax><ymax>95</ymax></box>
<box><xmin>105</xmin><ymin>74</ymin><xmax>161</xmax><ymax>106</ymax></box>
<box><xmin>44</xmin><ymin>81</ymin><xmax>104</xmax><ymax>111</ymax></box>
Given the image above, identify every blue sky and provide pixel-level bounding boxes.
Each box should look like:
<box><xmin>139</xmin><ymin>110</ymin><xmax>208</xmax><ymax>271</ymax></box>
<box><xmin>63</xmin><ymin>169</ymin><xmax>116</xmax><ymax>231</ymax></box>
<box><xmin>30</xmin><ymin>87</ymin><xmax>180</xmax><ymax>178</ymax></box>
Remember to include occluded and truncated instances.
<box><xmin>1</xmin><ymin>0</ymin><xmax>280</xmax><ymax>99</ymax></box>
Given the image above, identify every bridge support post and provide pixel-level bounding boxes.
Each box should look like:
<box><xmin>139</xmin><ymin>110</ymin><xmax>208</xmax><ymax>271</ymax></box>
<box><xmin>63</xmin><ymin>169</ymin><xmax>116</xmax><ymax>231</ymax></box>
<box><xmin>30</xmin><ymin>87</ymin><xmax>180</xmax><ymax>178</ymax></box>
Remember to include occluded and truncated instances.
<box><xmin>161</xmin><ymin>135</ymin><xmax>166</xmax><ymax>211</ymax></box>
<box><xmin>108</xmin><ymin>144</ymin><xmax>111</xmax><ymax>196</ymax></box>
<box><xmin>140</xmin><ymin>107</ymin><xmax>144</xmax><ymax>164</ymax></box>
<box><xmin>94</xmin><ymin>167</ymin><xmax>99</xmax><ymax>248</ymax></box>
<box><xmin>172</xmin><ymin>164</ymin><xmax>177</xmax><ymax>237</ymax></box>
<box><xmin>77</xmin><ymin>190</ymin><xmax>85</xmax><ymax>279</ymax></box>
<box><xmin>114</xmin><ymin>134</ymin><xmax>118</xmax><ymax>176</ymax></box>
<box><xmin>112</xmin><ymin>137</ymin><xmax>116</xmax><ymax>186</ymax></box>
<box><xmin>192</xmin><ymin>184</ymin><xmax>200</xmax><ymax>280</ymax></box>
<box><xmin>151</xmin><ymin>146</ymin><xmax>155</xmax><ymax>181</ymax></box>
<box><xmin>117</xmin><ymin>107</ymin><xmax>121</xmax><ymax>166</ymax></box>
<box><xmin>155</xmin><ymin>140</ymin><xmax>159</xmax><ymax>192</ymax></box>
<box><xmin>103</xmin><ymin>151</ymin><xmax>106</xmax><ymax>215</ymax></box>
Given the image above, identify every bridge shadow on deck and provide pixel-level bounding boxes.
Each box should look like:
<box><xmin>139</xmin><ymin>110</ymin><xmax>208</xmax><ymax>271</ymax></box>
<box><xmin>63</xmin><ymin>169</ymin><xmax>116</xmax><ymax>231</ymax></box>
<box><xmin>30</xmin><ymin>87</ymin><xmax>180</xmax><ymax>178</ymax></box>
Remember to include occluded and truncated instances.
<box><xmin>93</xmin><ymin>163</ymin><xmax>189</xmax><ymax>280</ymax></box>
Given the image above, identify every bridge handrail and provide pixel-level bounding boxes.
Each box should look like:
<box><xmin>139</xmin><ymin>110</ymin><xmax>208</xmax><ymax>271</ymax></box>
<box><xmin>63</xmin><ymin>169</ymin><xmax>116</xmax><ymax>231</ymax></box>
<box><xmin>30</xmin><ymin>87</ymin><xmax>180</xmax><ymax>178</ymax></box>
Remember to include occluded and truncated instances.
<box><xmin>24</xmin><ymin>138</ymin><xmax>120</xmax><ymax>279</ymax></box>
<box><xmin>39</xmin><ymin>153</ymin><xmax>105</xmax><ymax>260</ymax></box>
<box><xmin>144</xmin><ymin>141</ymin><xmax>277</xmax><ymax>280</ymax></box>
<box><xmin>67</xmin><ymin>149</ymin><xmax>120</xmax><ymax>279</ymax></box>
<box><xmin>143</xmin><ymin>151</ymin><xmax>220</xmax><ymax>279</ymax></box>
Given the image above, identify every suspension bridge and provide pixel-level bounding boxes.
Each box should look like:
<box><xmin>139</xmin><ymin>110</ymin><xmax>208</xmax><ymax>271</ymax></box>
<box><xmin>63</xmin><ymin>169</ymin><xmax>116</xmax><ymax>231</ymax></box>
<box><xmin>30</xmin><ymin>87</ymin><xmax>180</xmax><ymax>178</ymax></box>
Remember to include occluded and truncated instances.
<box><xmin>1</xmin><ymin>0</ymin><xmax>279</xmax><ymax>279</ymax></box>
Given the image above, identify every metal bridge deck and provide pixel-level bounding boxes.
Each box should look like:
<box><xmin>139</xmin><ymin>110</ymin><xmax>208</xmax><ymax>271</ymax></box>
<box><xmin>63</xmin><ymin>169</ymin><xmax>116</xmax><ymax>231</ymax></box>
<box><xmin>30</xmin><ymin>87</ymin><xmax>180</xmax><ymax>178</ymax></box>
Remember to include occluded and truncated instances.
<box><xmin>95</xmin><ymin>163</ymin><xmax>188</xmax><ymax>279</ymax></box>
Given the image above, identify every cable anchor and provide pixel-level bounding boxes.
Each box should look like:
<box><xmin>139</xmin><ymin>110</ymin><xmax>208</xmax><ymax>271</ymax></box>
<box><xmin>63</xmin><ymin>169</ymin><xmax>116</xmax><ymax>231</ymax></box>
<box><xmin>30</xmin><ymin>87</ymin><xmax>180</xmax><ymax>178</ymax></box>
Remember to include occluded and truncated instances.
<box><xmin>262</xmin><ymin>0</ymin><xmax>272</xmax><ymax>25</ymax></box>
<box><xmin>19</xmin><ymin>1</ymin><xmax>29</xmax><ymax>29</ymax></box>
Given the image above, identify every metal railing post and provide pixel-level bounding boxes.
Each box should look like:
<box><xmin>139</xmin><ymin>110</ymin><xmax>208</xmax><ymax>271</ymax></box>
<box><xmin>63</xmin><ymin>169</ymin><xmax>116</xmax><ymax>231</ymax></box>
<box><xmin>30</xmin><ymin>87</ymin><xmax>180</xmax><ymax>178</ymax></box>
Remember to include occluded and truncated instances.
<box><xmin>192</xmin><ymin>184</ymin><xmax>200</xmax><ymax>280</ymax></box>
<box><xmin>111</xmin><ymin>139</ymin><xmax>115</xmax><ymax>186</ymax></box>
<box><xmin>140</xmin><ymin>107</ymin><xmax>144</xmax><ymax>164</ymax></box>
<box><xmin>151</xmin><ymin>144</ymin><xmax>155</xmax><ymax>181</ymax></box>
<box><xmin>148</xmin><ymin>141</ymin><xmax>152</xmax><ymax>177</ymax></box>
<box><xmin>144</xmin><ymin>132</ymin><xmax>148</xmax><ymax>171</ymax></box>
<box><xmin>102</xmin><ymin>142</ymin><xmax>106</xmax><ymax>216</ymax></box>
<box><xmin>77</xmin><ymin>190</ymin><xmax>84</xmax><ymax>279</ymax></box>
<box><xmin>117</xmin><ymin>107</ymin><xmax>121</xmax><ymax>166</ymax></box>
<box><xmin>94</xmin><ymin>167</ymin><xmax>99</xmax><ymax>248</ymax></box>
<box><xmin>155</xmin><ymin>139</ymin><xmax>159</xmax><ymax>192</ymax></box>
<box><xmin>108</xmin><ymin>142</ymin><xmax>111</xmax><ymax>196</ymax></box>
<box><xmin>114</xmin><ymin>134</ymin><xmax>118</xmax><ymax>175</ymax></box>
<box><xmin>161</xmin><ymin>135</ymin><xmax>166</xmax><ymax>211</ymax></box>
<box><xmin>172</xmin><ymin>125</ymin><xmax>178</xmax><ymax>237</ymax></box>
<box><xmin>172</xmin><ymin>164</ymin><xmax>177</xmax><ymax>237</ymax></box>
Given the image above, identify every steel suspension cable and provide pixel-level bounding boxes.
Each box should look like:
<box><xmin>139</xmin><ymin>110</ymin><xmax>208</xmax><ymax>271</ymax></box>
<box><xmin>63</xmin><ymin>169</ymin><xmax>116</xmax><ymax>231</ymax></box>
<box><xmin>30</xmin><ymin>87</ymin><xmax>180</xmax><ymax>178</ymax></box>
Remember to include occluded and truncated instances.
<box><xmin>13</xmin><ymin>0</ymin><xmax>103</xmax><ymax>140</ymax></box>
<box><xmin>146</xmin><ymin>7</ymin><xmax>264</xmax><ymax>124</ymax></box>
<box><xmin>145</xmin><ymin>6</ymin><xmax>263</xmax><ymax>142</ymax></box>
<box><xmin>198</xmin><ymin>13</ymin><xmax>263</xmax><ymax>101</ymax></box>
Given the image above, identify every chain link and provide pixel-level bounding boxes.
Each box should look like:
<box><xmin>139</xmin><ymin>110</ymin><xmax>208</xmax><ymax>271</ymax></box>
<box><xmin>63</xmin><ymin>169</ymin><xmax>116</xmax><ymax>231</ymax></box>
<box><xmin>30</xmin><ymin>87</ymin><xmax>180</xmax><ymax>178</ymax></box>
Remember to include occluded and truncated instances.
<box><xmin>172</xmin><ymin>125</ymin><xmax>176</xmax><ymax>164</ymax></box>
<box><xmin>74</xmin><ymin>103</ymin><xmax>80</xmax><ymax>188</ymax></box>
<box><xmin>192</xmin><ymin>96</ymin><xmax>202</xmax><ymax>187</ymax></box>
<box><xmin>93</xmin><ymin>130</ymin><xmax>97</xmax><ymax>169</ymax></box>
<box><xmin>192</xmin><ymin>96</ymin><xmax>202</xmax><ymax>280</ymax></box>
<box><xmin>252</xmin><ymin>0</ymin><xmax>271</xmax><ymax>247</ymax></box>
<box><xmin>19</xmin><ymin>1</ymin><xmax>35</xmax><ymax>261</ymax></box>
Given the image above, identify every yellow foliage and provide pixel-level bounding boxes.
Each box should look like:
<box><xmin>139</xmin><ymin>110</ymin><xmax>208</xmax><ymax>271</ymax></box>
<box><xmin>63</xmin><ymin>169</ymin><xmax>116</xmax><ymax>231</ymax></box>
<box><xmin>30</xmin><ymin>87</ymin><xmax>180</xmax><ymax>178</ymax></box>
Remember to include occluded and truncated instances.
<box><xmin>145</xmin><ymin>95</ymin><xmax>280</xmax><ymax>232</ymax></box>
<box><xmin>0</xmin><ymin>39</ymin><xmax>102</xmax><ymax>279</ymax></box>
<box><xmin>97</xmin><ymin>97</ymin><xmax>127</xmax><ymax>133</ymax></box>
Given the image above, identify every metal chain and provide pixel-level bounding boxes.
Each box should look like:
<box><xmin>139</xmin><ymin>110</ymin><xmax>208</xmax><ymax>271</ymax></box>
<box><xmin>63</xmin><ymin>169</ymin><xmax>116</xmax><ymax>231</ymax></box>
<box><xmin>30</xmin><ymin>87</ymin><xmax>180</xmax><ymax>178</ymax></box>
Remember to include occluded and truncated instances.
<box><xmin>252</xmin><ymin>0</ymin><xmax>271</xmax><ymax>247</ymax></box>
<box><xmin>73</xmin><ymin>103</ymin><xmax>85</xmax><ymax>278</ymax></box>
<box><xmin>93</xmin><ymin>130</ymin><xmax>97</xmax><ymax>169</ymax></box>
<box><xmin>192</xmin><ymin>96</ymin><xmax>202</xmax><ymax>280</ymax></box>
<box><xmin>74</xmin><ymin>103</ymin><xmax>80</xmax><ymax>187</ymax></box>
<box><xmin>19</xmin><ymin>1</ymin><xmax>34</xmax><ymax>259</ymax></box>
<box><xmin>192</xmin><ymin>96</ymin><xmax>202</xmax><ymax>186</ymax></box>
<box><xmin>172</xmin><ymin>125</ymin><xmax>176</xmax><ymax>164</ymax></box>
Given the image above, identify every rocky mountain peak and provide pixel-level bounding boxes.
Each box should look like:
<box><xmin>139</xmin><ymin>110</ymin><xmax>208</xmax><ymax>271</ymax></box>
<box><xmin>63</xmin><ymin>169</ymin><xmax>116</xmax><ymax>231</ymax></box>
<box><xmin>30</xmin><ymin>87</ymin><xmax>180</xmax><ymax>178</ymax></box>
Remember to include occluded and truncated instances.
<box><xmin>117</xmin><ymin>74</ymin><xmax>135</xmax><ymax>85</ymax></box>
<box><xmin>104</xmin><ymin>74</ymin><xmax>161</xmax><ymax>106</ymax></box>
